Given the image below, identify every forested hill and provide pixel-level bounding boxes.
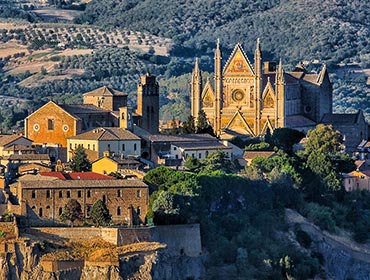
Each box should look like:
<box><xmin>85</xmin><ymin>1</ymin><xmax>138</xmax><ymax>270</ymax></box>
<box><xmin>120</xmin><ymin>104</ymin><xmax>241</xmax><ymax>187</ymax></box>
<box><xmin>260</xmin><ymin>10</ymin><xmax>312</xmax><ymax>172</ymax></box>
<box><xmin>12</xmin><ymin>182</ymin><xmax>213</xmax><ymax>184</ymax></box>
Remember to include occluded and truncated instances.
<box><xmin>78</xmin><ymin>0</ymin><xmax>370</xmax><ymax>66</ymax></box>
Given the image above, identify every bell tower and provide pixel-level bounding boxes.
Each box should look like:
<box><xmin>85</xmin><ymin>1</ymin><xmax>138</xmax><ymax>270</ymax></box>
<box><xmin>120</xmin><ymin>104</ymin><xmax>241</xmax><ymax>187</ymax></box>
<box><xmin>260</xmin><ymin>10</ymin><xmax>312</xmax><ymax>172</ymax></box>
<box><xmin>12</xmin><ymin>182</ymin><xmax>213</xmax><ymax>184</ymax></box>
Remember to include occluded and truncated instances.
<box><xmin>137</xmin><ymin>73</ymin><xmax>159</xmax><ymax>134</ymax></box>
<box><xmin>191</xmin><ymin>58</ymin><xmax>202</xmax><ymax>119</ymax></box>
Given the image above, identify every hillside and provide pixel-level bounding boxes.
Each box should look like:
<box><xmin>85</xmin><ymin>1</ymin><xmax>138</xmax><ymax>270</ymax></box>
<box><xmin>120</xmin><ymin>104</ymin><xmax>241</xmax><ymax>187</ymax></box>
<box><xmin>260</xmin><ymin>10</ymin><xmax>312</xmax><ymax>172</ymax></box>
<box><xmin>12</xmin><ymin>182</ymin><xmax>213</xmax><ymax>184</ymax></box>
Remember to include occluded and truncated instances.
<box><xmin>79</xmin><ymin>0</ymin><xmax>370</xmax><ymax>66</ymax></box>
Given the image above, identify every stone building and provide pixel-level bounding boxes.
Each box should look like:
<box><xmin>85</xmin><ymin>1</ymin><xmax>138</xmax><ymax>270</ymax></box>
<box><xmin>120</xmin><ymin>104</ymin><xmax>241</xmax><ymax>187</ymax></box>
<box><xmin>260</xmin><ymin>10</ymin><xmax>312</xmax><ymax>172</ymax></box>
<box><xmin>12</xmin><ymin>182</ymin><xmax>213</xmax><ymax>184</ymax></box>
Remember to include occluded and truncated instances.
<box><xmin>13</xmin><ymin>172</ymin><xmax>148</xmax><ymax>226</ymax></box>
<box><xmin>190</xmin><ymin>39</ymin><xmax>332</xmax><ymax>137</ymax></box>
<box><xmin>24</xmin><ymin>74</ymin><xmax>160</xmax><ymax>162</ymax></box>
<box><xmin>67</xmin><ymin>127</ymin><xmax>141</xmax><ymax>161</ymax></box>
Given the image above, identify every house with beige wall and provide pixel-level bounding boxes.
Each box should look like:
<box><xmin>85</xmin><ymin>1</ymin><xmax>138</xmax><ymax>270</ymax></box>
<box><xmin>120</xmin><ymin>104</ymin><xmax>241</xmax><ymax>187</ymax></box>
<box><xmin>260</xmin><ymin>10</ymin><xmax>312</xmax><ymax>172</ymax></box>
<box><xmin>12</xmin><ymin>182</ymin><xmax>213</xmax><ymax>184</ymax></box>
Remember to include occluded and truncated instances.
<box><xmin>343</xmin><ymin>171</ymin><xmax>370</xmax><ymax>191</ymax></box>
<box><xmin>67</xmin><ymin>127</ymin><xmax>141</xmax><ymax>162</ymax></box>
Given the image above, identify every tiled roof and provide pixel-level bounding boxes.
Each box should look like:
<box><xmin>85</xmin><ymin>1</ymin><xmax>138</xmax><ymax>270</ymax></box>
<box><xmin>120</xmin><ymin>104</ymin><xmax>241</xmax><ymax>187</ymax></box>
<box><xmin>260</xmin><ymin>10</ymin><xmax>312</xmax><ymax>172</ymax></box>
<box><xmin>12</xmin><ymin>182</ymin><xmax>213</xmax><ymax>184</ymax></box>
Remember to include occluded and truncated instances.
<box><xmin>3</xmin><ymin>144</ymin><xmax>35</xmax><ymax>152</ymax></box>
<box><xmin>83</xmin><ymin>86</ymin><xmax>127</xmax><ymax>97</ymax></box>
<box><xmin>60</xmin><ymin>104</ymin><xmax>111</xmax><ymax>116</ymax></box>
<box><xmin>0</xmin><ymin>135</ymin><xmax>24</xmax><ymax>147</ymax></box>
<box><xmin>173</xmin><ymin>141</ymin><xmax>231</xmax><ymax>151</ymax></box>
<box><xmin>149</xmin><ymin>133</ymin><xmax>216</xmax><ymax>143</ymax></box>
<box><xmin>19</xmin><ymin>177</ymin><xmax>147</xmax><ymax>189</ymax></box>
<box><xmin>321</xmin><ymin>112</ymin><xmax>360</xmax><ymax>125</ymax></box>
<box><xmin>68</xmin><ymin>127</ymin><xmax>140</xmax><ymax>141</ymax></box>
<box><xmin>39</xmin><ymin>171</ymin><xmax>112</xmax><ymax>180</ymax></box>
<box><xmin>8</xmin><ymin>154</ymin><xmax>50</xmax><ymax>161</ymax></box>
<box><xmin>286</xmin><ymin>115</ymin><xmax>316</xmax><ymax>127</ymax></box>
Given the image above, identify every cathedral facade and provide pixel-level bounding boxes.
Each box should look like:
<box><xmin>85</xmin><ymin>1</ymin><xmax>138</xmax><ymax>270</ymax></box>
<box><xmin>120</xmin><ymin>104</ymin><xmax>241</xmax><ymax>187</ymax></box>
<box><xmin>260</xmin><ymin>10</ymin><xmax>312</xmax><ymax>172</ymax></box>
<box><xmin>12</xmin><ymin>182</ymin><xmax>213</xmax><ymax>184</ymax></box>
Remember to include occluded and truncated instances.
<box><xmin>191</xmin><ymin>39</ymin><xmax>332</xmax><ymax>137</ymax></box>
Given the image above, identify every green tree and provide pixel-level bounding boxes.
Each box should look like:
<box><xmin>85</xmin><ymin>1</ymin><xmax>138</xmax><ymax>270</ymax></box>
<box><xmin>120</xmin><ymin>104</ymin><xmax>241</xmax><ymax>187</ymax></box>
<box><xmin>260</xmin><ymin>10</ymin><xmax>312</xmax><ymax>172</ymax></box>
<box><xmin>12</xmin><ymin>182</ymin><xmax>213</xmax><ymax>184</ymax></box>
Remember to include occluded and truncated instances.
<box><xmin>196</xmin><ymin>109</ymin><xmax>214</xmax><ymax>135</ymax></box>
<box><xmin>89</xmin><ymin>199</ymin><xmax>111</xmax><ymax>226</ymax></box>
<box><xmin>270</xmin><ymin>128</ymin><xmax>305</xmax><ymax>153</ymax></box>
<box><xmin>70</xmin><ymin>146</ymin><xmax>91</xmax><ymax>172</ymax></box>
<box><xmin>302</xmin><ymin>124</ymin><xmax>351</xmax><ymax>192</ymax></box>
<box><xmin>60</xmin><ymin>199</ymin><xmax>83</xmax><ymax>226</ymax></box>
<box><xmin>181</xmin><ymin>115</ymin><xmax>196</xmax><ymax>134</ymax></box>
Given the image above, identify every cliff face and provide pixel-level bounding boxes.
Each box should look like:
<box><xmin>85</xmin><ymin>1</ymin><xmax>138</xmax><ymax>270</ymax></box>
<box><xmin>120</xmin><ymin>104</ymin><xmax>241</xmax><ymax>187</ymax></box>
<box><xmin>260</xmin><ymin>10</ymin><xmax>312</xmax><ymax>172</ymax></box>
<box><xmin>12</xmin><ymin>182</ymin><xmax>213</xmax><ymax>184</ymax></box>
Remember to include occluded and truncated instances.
<box><xmin>286</xmin><ymin>208</ymin><xmax>370</xmax><ymax>280</ymax></box>
<box><xmin>0</xmin><ymin>242</ymin><xmax>205</xmax><ymax>280</ymax></box>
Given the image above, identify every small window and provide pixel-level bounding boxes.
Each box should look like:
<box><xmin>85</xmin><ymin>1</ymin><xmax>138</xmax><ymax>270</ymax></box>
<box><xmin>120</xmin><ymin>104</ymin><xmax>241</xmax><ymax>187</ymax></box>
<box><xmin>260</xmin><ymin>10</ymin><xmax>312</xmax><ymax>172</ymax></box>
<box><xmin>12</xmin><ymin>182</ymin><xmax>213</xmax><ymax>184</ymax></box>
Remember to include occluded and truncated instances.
<box><xmin>87</xmin><ymin>205</ymin><xmax>91</xmax><ymax>217</ymax></box>
<box><xmin>75</xmin><ymin>143</ymin><xmax>77</xmax><ymax>149</ymax></box>
<box><xmin>192</xmin><ymin>153</ymin><xmax>195</xmax><ymax>158</ymax></box>
<box><xmin>46</xmin><ymin>190</ymin><xmax>51</xmax><ymax>198</ymax></box>
<box><xmin>69</xmin><ymin>143</ymin><xmax>72</xmax><ymax>149</ymax></box>
<box><xmin>93</xmin><ymin>144</ymin><xmax>95</xmax><ymax>151</ymax></box>
<box><xmin>46</xmin><ymin>205</ymin><xmax>50</xmax><ymax>209</ymax></box>
<box><xmin>174</xmin><ymin>147</ymin><xmax>177</xmax><ymax>151</ymax></box>
<box><xmin>206</xmin><ymin>151</ymin><xmax>209</xmax><ymax>157</ymax></box>
<box><xmin>117</xmin><ymin>206</ymin><xmax>121</xmax><ymax>216</ymax></box>
<box><xmin>117</xmin><ymin>190</ymin><xmax>121</xmax><ymax>197</ymax></box>
<box><xmin>67</xmin><ymin>190</ymin><xmax>71</xmax><ymax>198</ymax></box>
<box><xmin>122</xmin><ymin>144</ymin><xmax>125</xmax><ymax>151</ymax></box>
<box><xmin>134</xmin><ymin>143</ymin><xmax>137</xmax><ymax>151</ymax></box>
<box><xmin>32</xmin><ymin>190</ymin><xmax>36</xmax><ymax>199</ymax></box>
<box><xmin>78</xmin><ymin>190</ymin><xmax>82</xmax><ymax>198</ymax></box>
<box><xmin>102</xmin><ymin>195</ymin><xmax>106</xmax><ymax>204</ymax></box>
<box><xmin>47</xmin><ymin>119</ymin><xmax>54</xmax><ymax>130</ymax></box>
<box><xmin>87</xmin><ymin>190</ymin><xmax>91</xmax><ymax>198</ymax></box>
<box><xmin>107</xmin><ymin>144</ymin><xmax>111</xmax><ymax>151</ymax></box>
<box><xmin>59</xmin><ymin>191</ymin><xmax>62</xmax><ymax>198</ymax></box>
<box><xmin>136</xmin><ymin>190</ymin><xmax>141</xmax><ymax>198</ymax></box>
<box><xmin>199</xmin><ymin>153</ymin><xmax>201</xmax><ymax>159</ymax></box>
<box><xmin>88</xmin><ymin>144</ymin><xmax>90</xmax><ymax>150</ymax></box>
<box><xmin>137</xmin><ymin>206</ymin><xmax>141</xmax><ymax>216</ymax></box>
<box><xmin>59</xmin><ymin>207</ymin><xmax>63</xmax><ymax>216</ymax></box>
<box><xmin>39</xmin><ymin>208</ymin><xmax>43</xmax><ymax>217</ymax></box>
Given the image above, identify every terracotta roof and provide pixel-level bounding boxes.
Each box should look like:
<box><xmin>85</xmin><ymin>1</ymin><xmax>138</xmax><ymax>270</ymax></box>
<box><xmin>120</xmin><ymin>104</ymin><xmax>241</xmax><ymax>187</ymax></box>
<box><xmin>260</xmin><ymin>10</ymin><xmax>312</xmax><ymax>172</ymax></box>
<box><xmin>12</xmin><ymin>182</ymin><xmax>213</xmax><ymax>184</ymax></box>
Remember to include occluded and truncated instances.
<box><xmin>173</xmin><ymin>141</ymin><xmax>231</xmax><ymax>151</ymax></box>
<box><xmin>60</xmin><ymin>104</ymin><xmax>111</xmax><ymax>117</ymax></box>
<box><xmin>39</xmin><ymin>171</ymin><xmax>112</xmax><ymax>180</ymax></box>
<box><xmin>68</xmin><ymin>127</ymin><xmax>140</xmax><ymax>141</ymax></box>
<box><xmin>149</xmin><ymin>133</ymin><xmax>216</xmax><ymax>143</ymax></box>
<box><xmin>8</xmin><ymin>154</ymin><xmax>50</xmax><ymax>161</ymax></box>
<box><xmin>0</xmin><ymin>135</ymin><xmax>24</xmax><ymax>147</ymax></box>
<box><xmin>83</xmin><ymin>86</ymin><xmax>127</xmax><ymax>97</ymax></box>
<box><xmin>321</xmin><ymin>112</ymin><xmax>360</xmax><ymax>125</ymax></box>
<box><xmin>19</xmin><ymin>177</ymin><xmax>147</xmax><ymax>189</ymax></box>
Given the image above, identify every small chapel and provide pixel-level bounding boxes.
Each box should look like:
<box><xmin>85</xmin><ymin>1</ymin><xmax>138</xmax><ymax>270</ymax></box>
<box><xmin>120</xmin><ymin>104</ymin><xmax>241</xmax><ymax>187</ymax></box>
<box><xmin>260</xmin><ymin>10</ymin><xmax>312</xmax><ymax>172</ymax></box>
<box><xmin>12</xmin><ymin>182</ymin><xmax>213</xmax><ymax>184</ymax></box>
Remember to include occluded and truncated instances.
<box><xmin>190</xmin><ymin>39</ymin><xmax>332</xmax><ymax>138</ymax></box>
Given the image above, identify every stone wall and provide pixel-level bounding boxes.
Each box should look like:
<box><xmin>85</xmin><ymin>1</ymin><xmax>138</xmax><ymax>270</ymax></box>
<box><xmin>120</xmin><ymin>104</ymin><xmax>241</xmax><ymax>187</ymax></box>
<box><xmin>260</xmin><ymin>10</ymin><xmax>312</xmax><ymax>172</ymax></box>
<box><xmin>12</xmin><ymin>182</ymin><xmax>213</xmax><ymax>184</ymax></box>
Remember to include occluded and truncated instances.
<box><xmin>153</xmin><ymin>224</ymin><xmax>202</xmax><ymax>257</ymax></box>
<box><xmin>26</xmin><ymin>224</ymin><xmax>202</xmax><ymax>257</ymax></box>
<box><xmin>41</xmin><ymin>260</ymin><xmax>84</xmax><ymax>272</ymax></box>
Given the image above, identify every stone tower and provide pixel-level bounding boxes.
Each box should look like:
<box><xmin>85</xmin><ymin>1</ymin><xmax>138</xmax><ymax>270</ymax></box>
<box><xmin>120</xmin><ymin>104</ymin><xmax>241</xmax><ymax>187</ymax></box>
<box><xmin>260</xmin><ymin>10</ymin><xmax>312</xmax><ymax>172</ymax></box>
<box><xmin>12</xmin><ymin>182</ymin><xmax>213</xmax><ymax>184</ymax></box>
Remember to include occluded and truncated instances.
<box><xmin>137</xmin><ymin>73</ymin><xmax>159</xmax><ymax>134</ymax></box>
<box><xmin>191</xmin><ymin>58</ymin><xmax>202</xmax><ymax>120</ymax></box>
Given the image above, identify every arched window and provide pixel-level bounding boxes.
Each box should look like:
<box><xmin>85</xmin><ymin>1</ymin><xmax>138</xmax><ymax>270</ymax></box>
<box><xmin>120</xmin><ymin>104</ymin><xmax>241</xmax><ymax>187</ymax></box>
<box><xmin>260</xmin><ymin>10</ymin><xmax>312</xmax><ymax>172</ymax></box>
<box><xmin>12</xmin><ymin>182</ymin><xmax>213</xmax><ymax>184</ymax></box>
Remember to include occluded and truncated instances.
<box><xmin>39</xmin><ymin>208</ymin><xmax>43</xmax><ymax>217</ymax></box>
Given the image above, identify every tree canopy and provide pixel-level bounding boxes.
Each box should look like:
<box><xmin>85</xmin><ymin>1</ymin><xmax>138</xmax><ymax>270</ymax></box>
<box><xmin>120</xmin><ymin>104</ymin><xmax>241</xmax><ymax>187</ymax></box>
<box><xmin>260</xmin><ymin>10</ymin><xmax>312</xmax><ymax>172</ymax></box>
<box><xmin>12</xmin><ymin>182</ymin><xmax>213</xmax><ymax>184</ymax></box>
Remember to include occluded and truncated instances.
<box><xmin>60</xmin><ymin>199</ymin><xmax>83</xmax><ymax>226</ymax></box>
<box><xmin>70</xmin><ymin>146</ymin><xmax>92</xmax><ymax>172</ymax></box>
<box><xmin>89</xmin><ymin>199</ymin><xmax>111</xmax><ymax>226</ymax></box>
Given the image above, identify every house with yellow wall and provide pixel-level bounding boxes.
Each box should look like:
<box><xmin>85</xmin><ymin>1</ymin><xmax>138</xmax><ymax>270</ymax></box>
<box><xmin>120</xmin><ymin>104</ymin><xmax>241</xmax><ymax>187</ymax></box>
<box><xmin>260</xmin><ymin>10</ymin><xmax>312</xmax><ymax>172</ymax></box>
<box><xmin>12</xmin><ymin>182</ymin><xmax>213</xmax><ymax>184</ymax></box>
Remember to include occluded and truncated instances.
<box><xmin>67</xmin><ymin>127</ymin><xmax>141</xmax><ymax>162</ymax></box>
<box><xmin>343</xmin><ymin>170</ymin><xmax>370</xmax><ymax>191</ymax></box>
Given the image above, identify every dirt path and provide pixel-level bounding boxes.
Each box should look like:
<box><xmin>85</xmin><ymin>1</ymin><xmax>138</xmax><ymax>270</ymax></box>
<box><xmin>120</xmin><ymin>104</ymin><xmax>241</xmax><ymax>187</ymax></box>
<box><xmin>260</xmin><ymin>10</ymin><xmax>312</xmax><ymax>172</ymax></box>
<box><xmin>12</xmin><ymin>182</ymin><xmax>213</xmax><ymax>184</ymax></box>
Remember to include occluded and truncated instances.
<box><xmin>285</xmin><ymin>208</ymin><xmax>370</xmax><ymax>264</ymax></box>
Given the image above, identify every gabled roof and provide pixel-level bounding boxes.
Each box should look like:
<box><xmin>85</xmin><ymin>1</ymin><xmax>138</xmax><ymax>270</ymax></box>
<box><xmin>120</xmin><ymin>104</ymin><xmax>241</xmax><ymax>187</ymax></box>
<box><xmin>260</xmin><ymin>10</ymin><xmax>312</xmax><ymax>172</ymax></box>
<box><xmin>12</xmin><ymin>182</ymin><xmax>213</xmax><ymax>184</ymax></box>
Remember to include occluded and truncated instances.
<box><xmin>0</xmin><ymin>135</ymin><xmax>29</xmax><ymax>147</ymax></box>
<box><xmin>83</xmin><ymin>86</ymin><xmax>127</xmax><ymax>97</ymax></box>
<box><xmin>8</xmin><ymin>154</ymin><xmax>50</xmax><ymax>161</ymax></box>
<box><xmin>39</xmin><ymin>171</ymin><xmax>112</xmax><ymax>180</ymax></box>
<box><xmin>172</xmin><ymin>141</ymin><xmax>231</xmax><ymax>151</ymax></box>
<box><xmin>321</xmin><ymin>111</ymin><xmax>363</xmax><ymax>125</ymax></box>
<box><xmin>26</xmin><ymin>101</ymin><xmax>80</xmax><ymax>121</ymax></box>
<box><xmin>68</xmin><ymin>127</ymin><xmax>140</xmax><ymax>141</ymax></box>
<box><xmin>3</xmin><ymin>144</ymin><xmax>35</xmax><ymax>152</ymax></box>
<box><xmin>149</xmin><ymin>133</ymin><xmax>216</xmax><ymax>143</ymax></box>
<box><xmin>286</xmin><ymin>115</ymin><xmax>316</xmax><ymax>128</ymax></box>
<box><xmin>223</xmin><ymin>43</ymin><xmax>255</xmax><ymax>76</ymax></box>
<box><xmin>60</xmin><ymin>104</ymin><xmax>111</xmax><ymax>117</ymax></box>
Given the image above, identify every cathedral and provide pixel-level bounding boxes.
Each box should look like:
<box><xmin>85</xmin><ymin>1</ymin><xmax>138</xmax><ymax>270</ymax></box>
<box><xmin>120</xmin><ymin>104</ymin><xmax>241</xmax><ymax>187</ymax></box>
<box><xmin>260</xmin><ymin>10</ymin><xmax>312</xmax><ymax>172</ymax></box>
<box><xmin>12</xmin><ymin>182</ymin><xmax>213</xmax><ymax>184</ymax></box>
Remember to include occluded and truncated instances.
<box><xmin>190</xmin><ymin>39</ymin><xmax>332</xmax><ymax>138</ymax></box>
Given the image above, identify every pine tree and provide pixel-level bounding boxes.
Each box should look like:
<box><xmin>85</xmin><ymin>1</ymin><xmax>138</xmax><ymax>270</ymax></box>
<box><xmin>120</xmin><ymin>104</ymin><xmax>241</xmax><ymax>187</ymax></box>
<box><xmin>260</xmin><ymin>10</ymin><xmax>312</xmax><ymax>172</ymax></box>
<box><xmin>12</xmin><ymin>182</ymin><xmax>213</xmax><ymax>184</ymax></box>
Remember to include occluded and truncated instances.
<box><xmin>70</xmin><ymin>146</ymin><xmax>91</xmax><ymax>172</ymax></box>
<box><xmin>89</xmin><ymin>199</ymin><xmax>111</xmax><ymax>226</ymax></box>
<box><xmin>196</xmin><ymin>109</ymin><xmax>214</xmax><ymax>135</ymax></box>
<box><xmin>181</xmin><ymin>115</ymin><xmax>196</xmax><ymax>134</ymax></box>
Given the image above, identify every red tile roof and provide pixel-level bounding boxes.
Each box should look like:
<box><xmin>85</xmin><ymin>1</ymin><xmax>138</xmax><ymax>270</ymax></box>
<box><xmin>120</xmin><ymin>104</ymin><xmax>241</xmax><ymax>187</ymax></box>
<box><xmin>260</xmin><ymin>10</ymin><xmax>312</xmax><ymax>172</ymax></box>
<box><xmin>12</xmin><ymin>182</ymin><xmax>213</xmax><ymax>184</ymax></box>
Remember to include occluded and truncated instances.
<box><xmin>39</xmin><ymin>172</ymin><xmax>113</xmax><ymax>180</ymax></box>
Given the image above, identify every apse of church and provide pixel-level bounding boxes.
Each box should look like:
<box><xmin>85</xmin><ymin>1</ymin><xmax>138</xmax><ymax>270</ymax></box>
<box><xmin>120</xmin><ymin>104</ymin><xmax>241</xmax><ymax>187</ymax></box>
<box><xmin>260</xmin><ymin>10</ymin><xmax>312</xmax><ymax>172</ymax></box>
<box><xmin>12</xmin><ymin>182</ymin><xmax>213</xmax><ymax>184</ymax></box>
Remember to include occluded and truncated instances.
<box><xmin>190</xmin><ymin>39</ymin><xmax>332</xmax><ymax>138</ymax></box>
